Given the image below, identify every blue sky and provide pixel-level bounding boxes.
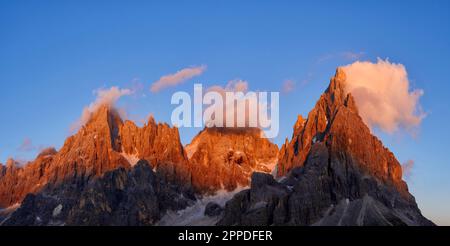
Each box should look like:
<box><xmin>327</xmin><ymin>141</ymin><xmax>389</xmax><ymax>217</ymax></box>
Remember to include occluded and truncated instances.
<box><xmin>1</xmin><ymin>1</ymin><xmax>449</xmax><ymax>225</ymax></box>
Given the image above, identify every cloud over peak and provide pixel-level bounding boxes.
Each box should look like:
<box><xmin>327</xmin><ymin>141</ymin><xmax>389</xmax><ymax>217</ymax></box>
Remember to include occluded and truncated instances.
<box><xmin>71</xmin><ymin>86</ymin><xmax>132</xmax><ymax>131</ymax></box>
<box><xmin>151</xmin><ymin>65</ymin><xmax>207</xmax><ymax>92</ymax></box>
<box><xmin>342</xmin><ymin>58</ymin><xmax>425</xmax><ymax>134</ymax></box>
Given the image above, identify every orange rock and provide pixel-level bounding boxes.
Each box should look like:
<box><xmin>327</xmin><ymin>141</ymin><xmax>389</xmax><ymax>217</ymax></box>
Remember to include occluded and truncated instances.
<box><xmin>187</xmin><ymin>127</ymin><xmax>278</xmax><ymax>194</ymax></box>
<box><xmin>276</xmin><ymin>68</ymin><xmax>408</xmax><ymax>195</ymax></box>
<box><xmin>0</xmin><ymin>105</ymin><xmax>191</xmax><ymax>207</ymax></box>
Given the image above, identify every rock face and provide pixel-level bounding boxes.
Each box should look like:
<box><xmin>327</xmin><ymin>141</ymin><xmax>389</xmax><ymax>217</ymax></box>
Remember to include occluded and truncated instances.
<box><xmin>186</xmin><ymin>127</ymin><xmax>279</xmax><ymax>193</ymax></box>
<box><xmin>0</xmin><ymin>156</ymin><xmax>57</xmax><ymax>208</ymax></box>
<box><xmin>2</xmin><ymin>160</ymin><xmax>195</xmax><ymax>226</ymax></box>
<box><xmin>204</xmin><ymin>202</ymin><xmax>223</xmax><ymax>217</ymax></box>
<box><xmin>277</xmin><ymin>68</ymin><xmax>406</xmax><ymax>192</ymax></box>
<box><xmin>218</xmin><ymin>69</ymin><xmax>434</xmax><ymax>226</ymax></box>
<box><xmin>119</xmin><ymin>116</ymin><xmax>191</xmax><ymax>186</ymax></box>
<box><xmin>0</xmin><ymin>105</ymin><xmax>191</xmax><ymax>208</ymax></box>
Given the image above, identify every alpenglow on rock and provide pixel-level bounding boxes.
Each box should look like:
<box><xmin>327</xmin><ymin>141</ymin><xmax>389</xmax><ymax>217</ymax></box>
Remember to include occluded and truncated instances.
<box><xmin>0</xmin><ymin>105</ymin><xmax>192</xmax><ymax>208</ymax></box>
<box><xmin>0</xmin><ymin>68</ymin><xmax>434</xmax><ymax>226</ymax></box>
<box><xmin>186</xmin><ymin>127</ymin><xmax>279</xmax><ymax>193</ymax></box>
<box><xmin>218</xmin><ymin>68</ymin><xmax>434</xmax><ymax>226</ymax></box>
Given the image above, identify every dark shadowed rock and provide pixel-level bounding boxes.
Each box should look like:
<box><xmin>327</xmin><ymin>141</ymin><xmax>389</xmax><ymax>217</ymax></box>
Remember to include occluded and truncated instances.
<box><xmin>204</xmin><ymin>202</ymin><xmax>223</xmax><ymax>217</ymax></box>
<box><xmin>218</xmin><ymin>172</ymin><xmax>289</xmax><ymax>226</ymax></box>
<box><xmin>2</xmin><ymin>160</ymin><xmax>195</xmax><ymax>226</ymax></box>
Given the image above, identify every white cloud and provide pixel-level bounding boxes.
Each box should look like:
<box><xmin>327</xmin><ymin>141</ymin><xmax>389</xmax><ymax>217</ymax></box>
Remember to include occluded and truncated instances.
<box><xmin>342</xmin><ymin>58</ymin><xmax>425</xmax><ymax>134</ymax></box>
<box><xmin>205</xmin><ymin>80</ymin><xmax>271</xmax><ymax>128</ymax></box>
<box><xmin>151</xmin><ymin>65</ymin><xmax>207</xmax><ymax>92</ymax></box>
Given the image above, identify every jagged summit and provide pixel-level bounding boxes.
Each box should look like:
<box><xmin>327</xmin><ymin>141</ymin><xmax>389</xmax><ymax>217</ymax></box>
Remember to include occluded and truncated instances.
<box><xmin>0</xmin><ymin>68</ymin><xmax>433</xmax><ymax>226</ymax></box>
<box><xmin>219</xmin><ymin>68</ymin><xmax>432</xmax><ymax>226</ymax></box>
<box><xmin>0</xmin><ymin>105</ymin><xmax>190</xmax><ymax>208</ymax></box>
<box><xmin>5</xmin><ymin>159</ymin><xmax>19</xmax><ymax>169</ymax></box>
<box><xmin>277</xmin><ymin>67</ymin><xmax>403</xmax><ymax>192</ymax></box>
<box><xmin>187</xmin><ymin>126</ymin><xmax>279</xmax><ymax>193</ymax></box>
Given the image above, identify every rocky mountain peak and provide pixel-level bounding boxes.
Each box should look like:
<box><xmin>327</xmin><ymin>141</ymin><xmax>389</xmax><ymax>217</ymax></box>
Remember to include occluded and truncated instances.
<box><xmin>277</xmin><ymin>68</ymin><xmax>407</xmax><ymax>193</ymax></box>
<box><xmin>36</xmin><ymin>148</ymin><xmax>57</xmax><ymax>159</ymax></box>
<box><xmin>293</xmin><ymin>115</ymin><xmax>305</xmax><ymax>136</ymax></box>
<box><xmin>187</xmin><ymin>127</ymin><xmax>279</xmax><ymax>193</ymax></box>
<box><xmin>5</xmin><ymin>159</ymin><xmax>18</xmax><ymax>170</ymax></box>
<box><xmin>87</xmin><ymin>104</ymin><xmax>122</xmax><ymax>124</ymax></box>
<box><xmin>218</xmin><ymin>68</ymin><xmax>432</xmax><ymax>226</ymax></box>
<box><xmin>0</xmin><ymin>68</ymin><xmax>432</xmax><ymax>226</ymax></box>
<box><xmin>277</xmin><ymin>69</ymin><xmax>349</xmax><ymax>177</ymax></box>
<box><xmin>81</xmin><ymin>105</ymin><xmax>123</xmax><ymax>151</ymax></box>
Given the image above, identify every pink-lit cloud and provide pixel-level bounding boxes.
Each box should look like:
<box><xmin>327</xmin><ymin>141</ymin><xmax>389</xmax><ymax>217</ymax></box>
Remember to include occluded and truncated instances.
<box><xmin>282</xmin><ymin>79</ymin><xmax>296</xmax><ymax>93</ymax></box>
<box><xmin>342</xmin><ymin>58</ymin><xmax>425</xmax><ymax>134</ymax></box>
<box><xmin>151</xmin><ymin>65</ymin><xmax>207</xmax><ymax>92</ymax></box>
<box><xmin>71</xmin><ymin>86</ymin><xmax>133</xmax><ymax>131</ymax></box>
<box><xmin>18</xmin><ymin>138</ymin><xmax>34</xmax><ymax>152</ymax></box>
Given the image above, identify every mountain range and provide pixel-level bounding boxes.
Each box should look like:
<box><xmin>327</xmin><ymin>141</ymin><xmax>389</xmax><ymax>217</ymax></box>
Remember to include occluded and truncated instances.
<box><xmin>0</xmin><ymin>68</ymin><xmax>433</xmax><ymax>226</ymax></box>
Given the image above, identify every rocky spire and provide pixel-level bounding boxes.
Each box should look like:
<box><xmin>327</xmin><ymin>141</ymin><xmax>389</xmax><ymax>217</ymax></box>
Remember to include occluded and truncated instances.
<box><xmin>277</xmin><ymin>68</ymin><xmax>348</xmax><ymax>177</ymax></box>
<box><xmin>83</xmin><ymin>104</ymin><xmax>124</xmax><ymax>151</ymax></box>
<box><xmin>5</xmin><ymin>158</ymin><xmax>18</xmax><ymax>170</ymax></box>
<box><xmin>218</xmin><ymin>68</ymin><xmax>431</xmax><ymax>226</ymax></box>
<box><xmin>277</xmin><ymin>68</ymin><xmax>406</xmax><ymax>193</ymax></box>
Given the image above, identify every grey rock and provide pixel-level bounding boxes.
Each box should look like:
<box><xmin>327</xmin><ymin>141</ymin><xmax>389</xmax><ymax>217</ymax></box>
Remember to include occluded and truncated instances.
<box><xmin>218</xmin><ymin>143</ymin><xmax>434</xmax><ymax>226</ymax></box>
<box><xmin>2</xmin><ymin>160</ymin><xmax>195</xmax><ymax>226</ymax></box>
<box><xmin>204</xmin><ymin>202</ymin><xmax>223</xmax><ymax>217</ymax></box>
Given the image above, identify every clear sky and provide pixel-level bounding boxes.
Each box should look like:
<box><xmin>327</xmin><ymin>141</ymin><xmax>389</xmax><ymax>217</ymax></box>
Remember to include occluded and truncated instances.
<box><xmin>1</xmin><ymin>0</ymin><xmax>449</xmax><ymax>225</ymax></box>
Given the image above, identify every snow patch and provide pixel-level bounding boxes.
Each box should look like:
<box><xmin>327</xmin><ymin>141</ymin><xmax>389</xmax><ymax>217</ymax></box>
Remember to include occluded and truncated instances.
<box><xmin>157</xmin><ymin>187</ymin><xmax>246</xmax><ymax>226</ymax></box>
<box><xmin>266</xmin><ymin>159</ymin><xmax>278</xmax><ymax>173</ymax></box>
<box><xmin>52</xmin><ymin>204</ymin><xmax>63</xmax><ymax>217</ymax></box>
<box><xmin>0</xmin><ymin>203</ymin><xmax>20</xmax><ymax>214</ymax></box>
<box><xmin>185</xmin><ymin>141</ymin><xmax>199</xmax><ymax>159</ymax></box>
<box><xmin>121</xmin><ymin>152</ymin><xmax>140</xmax><ymax>166</ymax></box>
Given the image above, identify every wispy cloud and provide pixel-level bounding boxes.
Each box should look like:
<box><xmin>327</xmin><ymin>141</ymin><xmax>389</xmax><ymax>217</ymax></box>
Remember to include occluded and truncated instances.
<box><xmin>317</xmin><ymin>51</ymin><xmax>366</xmax><ymax>64</ymax></box>
<box><xmin>402</xmin><ymin>159</ymin><xmax>415</xmax><ymax>179</ymax></box>
<box><xmin>17</xmin><ymin>138</ymin><xmax>35</xmax><ymax>152</ymax></box>
<box><xmin>17</xmin><ymin>138</ymin><xmax>47</xmax><ymax>153</ymax></box>
<box><xmin>341</xmin><ymin>51</ymin><xmax>366</xmax><ymax>61</ymax></box>
<box><xmin>70</xmin><ymin>86</ymin><xmax>133</xmax><ymax>132</ymax></box>
<box><xmin>343</xmin><ymin>58</ymin><xmax>425</xmax><ymax>134</ymax></box>
<box><xmin>282</xmin><ymin>79</ymin><xmax>296</xmax><ymax>93</ymax></box>
<box><xmin>151</xmin><ymin>65</ymin><xmax>207</xmax><ymax>92</ymax></box>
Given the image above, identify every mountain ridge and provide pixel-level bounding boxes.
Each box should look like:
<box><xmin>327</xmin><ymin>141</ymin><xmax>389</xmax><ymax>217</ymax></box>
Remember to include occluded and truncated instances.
<box><xmin>0</xmin><ymin>67</ymin><xmax>433</xmax><ymax>226</ymax></box>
